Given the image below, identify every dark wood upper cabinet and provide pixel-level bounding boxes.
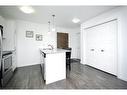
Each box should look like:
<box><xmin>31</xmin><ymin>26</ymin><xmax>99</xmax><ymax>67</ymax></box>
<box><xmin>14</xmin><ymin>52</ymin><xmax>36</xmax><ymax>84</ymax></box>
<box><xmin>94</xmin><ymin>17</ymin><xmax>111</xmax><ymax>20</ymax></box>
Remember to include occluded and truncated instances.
<box><xmin>57</xmin><ymin>32</ymin><xmax>68</xmax><ymax>49</ymax></box>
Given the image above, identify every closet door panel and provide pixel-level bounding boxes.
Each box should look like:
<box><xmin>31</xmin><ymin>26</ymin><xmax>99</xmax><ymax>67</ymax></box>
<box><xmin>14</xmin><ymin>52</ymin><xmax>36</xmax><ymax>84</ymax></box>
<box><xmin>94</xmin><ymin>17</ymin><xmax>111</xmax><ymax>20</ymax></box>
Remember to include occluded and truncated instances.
<box><xmin>96</xmin><ymin>20</ymin><xmax>117</xmax><ymax>75</ymax></box>
<box><xmin>85</xmin><ymin>20</ymin><xmax>117</xmax><ymax>75</ymax></box>
<box><xmin>85</xmin><ymin>26</ymin><xmax>100</xmax><ymax>68</ymax></box>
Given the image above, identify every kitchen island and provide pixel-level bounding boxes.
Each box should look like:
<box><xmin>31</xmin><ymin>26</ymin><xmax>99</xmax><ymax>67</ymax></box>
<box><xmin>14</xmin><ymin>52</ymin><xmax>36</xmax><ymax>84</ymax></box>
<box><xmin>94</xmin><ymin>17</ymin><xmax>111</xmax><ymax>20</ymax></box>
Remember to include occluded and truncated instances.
<box><xmin>40</xmin><ymin>49</ymin><xmax>70</xmax><ymax>84</ymax></box>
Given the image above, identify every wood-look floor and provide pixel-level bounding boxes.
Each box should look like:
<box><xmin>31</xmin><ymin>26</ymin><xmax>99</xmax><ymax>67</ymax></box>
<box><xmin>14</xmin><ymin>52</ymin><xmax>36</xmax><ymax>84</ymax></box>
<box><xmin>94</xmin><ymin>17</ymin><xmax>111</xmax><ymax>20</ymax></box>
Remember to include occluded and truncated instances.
<box><xmin>3</xmin><ymin>61</ymin><xmax>127</xmax><ymax>89</ymax></box>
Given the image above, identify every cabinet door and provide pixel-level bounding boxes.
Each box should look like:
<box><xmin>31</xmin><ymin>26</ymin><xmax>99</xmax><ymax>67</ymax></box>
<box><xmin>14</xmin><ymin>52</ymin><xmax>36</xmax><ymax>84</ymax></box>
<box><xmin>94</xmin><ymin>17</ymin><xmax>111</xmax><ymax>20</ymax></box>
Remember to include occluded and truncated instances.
<box><xmin>85</xmin><ymin>20</ymin><xmax>117</xmax><ymax>75</ymax></box>
<box><xmin>57</xmin><ymin>32</ymin><xmax>68</xmax><ymax>48</ymax></box>
<box><xmin>12</xmin><ymin>51</ymin><xmax>17</xmax><ymax>71</ymax></box>
<box><xmin>45</xmin><ymin>52</ymin><xmax>66</xmax><ymax>84</ymax></box>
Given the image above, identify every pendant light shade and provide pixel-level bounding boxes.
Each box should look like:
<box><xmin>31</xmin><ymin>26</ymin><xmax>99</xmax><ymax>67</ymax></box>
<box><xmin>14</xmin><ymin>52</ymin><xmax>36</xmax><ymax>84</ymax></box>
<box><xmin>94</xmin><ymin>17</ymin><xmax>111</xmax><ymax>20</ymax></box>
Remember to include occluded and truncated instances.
<box><xmin>48</xmin><ymin>21</ymin><xmax>51</xmax><ymax>32</ymax></box>
<box><xmin>52</xmin><ymin>15</ymin><xmax>56</xmax><ymax>32</ymax></box>
<box><xmin>48</xmin><ymin>14</ymin><xmax>56</xmax><ymax>32</ymax></box>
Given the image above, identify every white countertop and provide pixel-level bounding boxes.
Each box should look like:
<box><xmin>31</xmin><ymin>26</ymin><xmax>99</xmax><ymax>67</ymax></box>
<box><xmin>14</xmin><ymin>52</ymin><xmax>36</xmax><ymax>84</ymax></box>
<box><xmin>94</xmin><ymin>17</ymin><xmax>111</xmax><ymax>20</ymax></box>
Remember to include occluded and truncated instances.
<box><xmin>40</xmin><ymin>48</ymin><xmax>71</xmax><ymax>54</ymax></box>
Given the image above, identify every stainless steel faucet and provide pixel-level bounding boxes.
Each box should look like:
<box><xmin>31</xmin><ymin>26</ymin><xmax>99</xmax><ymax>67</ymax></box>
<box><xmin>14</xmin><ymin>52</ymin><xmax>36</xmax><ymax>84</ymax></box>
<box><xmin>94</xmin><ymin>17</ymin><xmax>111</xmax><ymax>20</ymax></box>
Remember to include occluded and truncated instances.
<box><xmin>48</xmin><ymin>44</ymin><xmax>54</xmax><ymax>50</ymax></box>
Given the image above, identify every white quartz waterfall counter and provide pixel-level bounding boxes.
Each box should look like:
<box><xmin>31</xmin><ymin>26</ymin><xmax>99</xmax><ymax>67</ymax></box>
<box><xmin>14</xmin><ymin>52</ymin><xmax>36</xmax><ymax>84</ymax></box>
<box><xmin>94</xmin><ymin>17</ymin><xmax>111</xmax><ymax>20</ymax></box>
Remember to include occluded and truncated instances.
<box><xmin>40</xmin><ymin>49</ymin><xmax>69</xmax><ymax>84</ymax></box>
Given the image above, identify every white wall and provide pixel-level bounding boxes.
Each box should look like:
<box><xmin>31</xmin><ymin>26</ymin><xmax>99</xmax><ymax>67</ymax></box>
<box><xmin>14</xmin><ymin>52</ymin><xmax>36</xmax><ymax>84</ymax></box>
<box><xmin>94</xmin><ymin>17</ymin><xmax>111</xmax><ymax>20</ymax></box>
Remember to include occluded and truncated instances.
<box><xmin>16</xmin><ymin>20</ymin><xmax>57</xmax><ymax>67</ymax></box>
<box><xmin>16</xmin><ymin>20</ymin><xmax>80</xmax><ymax>67</ymax></box>
<box><xmin>81</xmin><ymin>6</ymin><xmax>127</xmax><ymax>81</ymax></box>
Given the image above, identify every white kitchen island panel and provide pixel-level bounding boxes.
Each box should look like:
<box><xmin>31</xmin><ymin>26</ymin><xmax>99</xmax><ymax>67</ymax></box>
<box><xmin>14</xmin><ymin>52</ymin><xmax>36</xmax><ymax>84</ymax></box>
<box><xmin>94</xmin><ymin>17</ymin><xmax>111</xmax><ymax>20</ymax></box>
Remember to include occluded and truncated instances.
<box><xmin>45</xmin><ymin>52</ymin><xmax>66</xmax><ymax>84</ymax></box>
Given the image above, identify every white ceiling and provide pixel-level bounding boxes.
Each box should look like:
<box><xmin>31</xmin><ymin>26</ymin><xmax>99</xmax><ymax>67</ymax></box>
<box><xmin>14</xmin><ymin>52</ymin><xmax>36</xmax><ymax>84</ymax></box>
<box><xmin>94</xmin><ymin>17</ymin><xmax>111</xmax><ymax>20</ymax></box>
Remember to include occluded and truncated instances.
<box><xmin>0</xmin><ymin>6</ymin><xmax>117</xmax><ymax>28</ymax></box>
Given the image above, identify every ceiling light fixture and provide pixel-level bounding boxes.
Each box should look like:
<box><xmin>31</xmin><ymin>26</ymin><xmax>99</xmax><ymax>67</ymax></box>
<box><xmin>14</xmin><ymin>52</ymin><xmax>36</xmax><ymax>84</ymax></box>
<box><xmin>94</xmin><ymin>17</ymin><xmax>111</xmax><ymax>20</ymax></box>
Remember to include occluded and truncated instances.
<box><xmin>19</xmin><ymin>6</ymin><xmax>35</xmax><ymax>14</ymax></box>
<box><xmin>72</xmin><ymin>18</ymin><xmax>80</xmax><ymax>23</ymax></box>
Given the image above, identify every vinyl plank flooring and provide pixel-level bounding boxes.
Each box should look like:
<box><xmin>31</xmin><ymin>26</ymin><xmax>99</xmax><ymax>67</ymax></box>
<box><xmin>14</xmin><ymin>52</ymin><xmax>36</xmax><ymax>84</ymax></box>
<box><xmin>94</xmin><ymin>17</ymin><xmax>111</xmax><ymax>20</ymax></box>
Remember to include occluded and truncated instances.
<box><xmin>3</xmin><ymin>62</ymin><xmax>127</xmax><ymax>89</ymax></box>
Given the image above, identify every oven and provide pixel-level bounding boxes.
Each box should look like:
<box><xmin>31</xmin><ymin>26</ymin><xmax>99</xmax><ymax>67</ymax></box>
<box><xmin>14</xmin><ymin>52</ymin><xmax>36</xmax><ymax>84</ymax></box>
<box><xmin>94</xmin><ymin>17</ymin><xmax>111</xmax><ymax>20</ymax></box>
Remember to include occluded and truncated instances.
<box><xmin>2</xmin><ymin>54</ymin><xmax>12</xmax><ymax>75</ymax></box>
<box><xmin>1</xmin><ymin>51</ymin><xmax>13</xmax><ymax>87</ymax></box>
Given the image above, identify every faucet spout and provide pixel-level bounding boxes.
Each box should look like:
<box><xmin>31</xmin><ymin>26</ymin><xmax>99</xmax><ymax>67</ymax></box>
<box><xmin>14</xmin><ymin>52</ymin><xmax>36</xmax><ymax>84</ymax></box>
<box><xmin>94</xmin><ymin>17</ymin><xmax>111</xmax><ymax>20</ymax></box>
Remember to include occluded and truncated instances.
<box><xmin>48</xmin><ymin>44</ymin><xmax>54</xmax><ymax>50</ymax></box>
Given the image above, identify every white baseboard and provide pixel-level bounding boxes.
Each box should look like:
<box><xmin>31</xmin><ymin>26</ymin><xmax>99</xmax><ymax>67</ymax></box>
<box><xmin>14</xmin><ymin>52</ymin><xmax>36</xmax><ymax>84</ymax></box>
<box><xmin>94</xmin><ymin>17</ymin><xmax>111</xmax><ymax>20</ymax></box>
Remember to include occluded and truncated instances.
<box><xmin>17</xmin><ymin>63</ymin><xmax>40</xmax><ymax>68</ymax></box>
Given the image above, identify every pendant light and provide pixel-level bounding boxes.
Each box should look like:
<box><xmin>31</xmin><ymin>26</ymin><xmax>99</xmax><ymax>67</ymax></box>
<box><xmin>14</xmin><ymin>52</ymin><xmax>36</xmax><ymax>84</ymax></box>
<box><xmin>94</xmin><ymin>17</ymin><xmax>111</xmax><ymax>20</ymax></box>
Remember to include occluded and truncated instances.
<box><xmin>52</xmin><ymin>14</ymin><xmax>56</xmax><ymax>32</ymax></box>
<box><xmin>48</xmin><ymin>21</ymin><xmax>51</xmax><ymax>32</ymax></box>
<box><xmin>48</xmin><ymin>14</ymin><xmax>56</xmax><ymax>33</ymax></box>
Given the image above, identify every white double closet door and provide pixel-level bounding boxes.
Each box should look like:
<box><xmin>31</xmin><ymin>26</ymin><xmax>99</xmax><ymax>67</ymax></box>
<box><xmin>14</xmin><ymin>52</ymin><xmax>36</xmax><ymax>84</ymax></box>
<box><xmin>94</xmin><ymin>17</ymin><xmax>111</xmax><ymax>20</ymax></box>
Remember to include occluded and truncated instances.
<box><xmin>85</xmin><ymin>20</ymin><xmax>117</xmax><ymax>75</ymax></box>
